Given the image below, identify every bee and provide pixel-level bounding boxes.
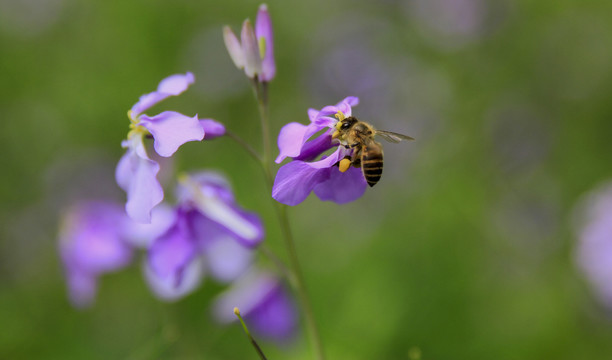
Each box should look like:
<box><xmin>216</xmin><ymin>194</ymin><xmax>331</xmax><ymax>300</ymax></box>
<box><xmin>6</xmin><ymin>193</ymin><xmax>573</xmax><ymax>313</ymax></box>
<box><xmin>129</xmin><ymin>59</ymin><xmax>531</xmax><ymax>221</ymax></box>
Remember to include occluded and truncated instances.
<box><xmin>331</xmin><ymin>113</ymin><xmax>414</xmax><ymax>187</ymax></box>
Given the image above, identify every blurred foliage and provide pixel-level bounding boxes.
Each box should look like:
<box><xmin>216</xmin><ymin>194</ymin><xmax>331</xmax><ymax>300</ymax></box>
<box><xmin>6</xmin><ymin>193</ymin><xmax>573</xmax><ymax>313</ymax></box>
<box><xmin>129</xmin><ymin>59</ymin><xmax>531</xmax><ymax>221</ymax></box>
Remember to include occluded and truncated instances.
<box><xmin>1</xmin><ymin>0</ymin><xmax>612</xmax><ymax>359</ymax></box>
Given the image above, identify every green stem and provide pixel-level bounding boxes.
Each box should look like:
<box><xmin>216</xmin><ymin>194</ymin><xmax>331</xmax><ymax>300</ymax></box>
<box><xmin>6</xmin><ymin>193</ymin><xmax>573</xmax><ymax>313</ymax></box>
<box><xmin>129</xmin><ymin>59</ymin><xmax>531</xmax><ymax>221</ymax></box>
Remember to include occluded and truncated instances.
<box><xmin>275</xmin><ymin>203</ymin><xmax>326</xmax><ymax>360</ymax></box>
<box><xmin>253</xmin><ymin>81</ymin><xmax>326</xmax><ymax>360</ymax></box>
<box><xmin>235</xmin><ymin>308</ymin><xmax>268</xmax><ymax>360</ymax></box>
<box><xmin>260</xmin><ymin>245</ymin><xmax>296</xmax><ymax>286</ymax></box>
<box><xmin>225</xmin><ymin>129</ymin><xmax>263</xmax><ymax>164</ymax></box>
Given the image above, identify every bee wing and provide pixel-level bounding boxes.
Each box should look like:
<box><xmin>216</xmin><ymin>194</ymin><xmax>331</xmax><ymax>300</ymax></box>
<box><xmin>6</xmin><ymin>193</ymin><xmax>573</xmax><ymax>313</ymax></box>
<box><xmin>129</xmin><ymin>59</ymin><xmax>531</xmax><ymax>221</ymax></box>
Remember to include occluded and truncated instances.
<box><xmin>375</xmin><ymin>130</ymin><xmax>415</xmax><ymax>143</ymax></box>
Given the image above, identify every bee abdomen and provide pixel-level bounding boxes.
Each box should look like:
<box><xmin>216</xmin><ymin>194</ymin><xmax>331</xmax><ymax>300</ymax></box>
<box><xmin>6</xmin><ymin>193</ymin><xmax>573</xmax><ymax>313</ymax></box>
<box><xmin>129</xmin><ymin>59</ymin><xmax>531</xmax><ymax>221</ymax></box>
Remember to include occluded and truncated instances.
<box><xmin>361</xmin><ymin>153</ymin><xmax>383</xmax><ymax>187</ymax></box>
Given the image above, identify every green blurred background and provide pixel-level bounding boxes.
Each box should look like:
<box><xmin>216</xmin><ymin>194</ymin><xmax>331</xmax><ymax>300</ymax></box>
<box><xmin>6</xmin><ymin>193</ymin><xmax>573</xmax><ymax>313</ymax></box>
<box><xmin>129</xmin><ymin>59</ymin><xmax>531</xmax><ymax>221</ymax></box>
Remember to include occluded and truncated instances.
<box><xmin>2</xmin><ymin>0</ymin><xmax>612</xmax><ymax>358</ymax></box>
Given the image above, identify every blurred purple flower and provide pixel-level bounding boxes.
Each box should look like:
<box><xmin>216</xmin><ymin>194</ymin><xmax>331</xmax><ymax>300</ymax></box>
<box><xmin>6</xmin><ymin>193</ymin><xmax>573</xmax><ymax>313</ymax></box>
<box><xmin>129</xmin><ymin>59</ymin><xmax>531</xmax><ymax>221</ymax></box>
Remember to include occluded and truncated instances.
<box><xmin>575</xmin><ymin>183</ymin><xmax>612</xmax><ymax>308</ymax></box>
<box><xmin>272</xmin><ymin>96</ymin><xmax>367</xmax><ymax>206</ymax></box>
<box><xmin>116</xmin><ymin>73</ymin><xmax>225</xmax><ymax>224</ymax></box>
<box><xmin>212</xmin><ymin>271</ymin><xmax>297</xmax><ymax>343</ymax></box>
<box><xmin>59</xmin><ymin>201</ymin><xmax>173</xmax><ymax>308</ymax></box>
<box><xmin>223</xmin><ymin>4</ymin><xmax>275</xmax><ymax>82</ymax></box>
<box><xmin>144</xmin><ymin>172</ymin><xmax>264</xmax><ymax>301</ymax></box>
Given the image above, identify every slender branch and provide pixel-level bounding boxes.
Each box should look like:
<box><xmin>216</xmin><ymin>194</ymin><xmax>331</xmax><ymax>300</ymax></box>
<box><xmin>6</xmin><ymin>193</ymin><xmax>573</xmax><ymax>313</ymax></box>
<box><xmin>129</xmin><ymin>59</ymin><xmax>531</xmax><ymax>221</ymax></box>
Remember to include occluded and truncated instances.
<box><xmin>253</xmin><ymin>80</ymin><xmax>326</xmax><ymax>360</ymax></box>
<box><xmin>234</xmin><ymin>307</ymin><xmax>268</xmax><ymax>360</ymax></box>
<box><xmin>260</xmin><ymin>245</ymin><xmax>296</xmax><ymax>287</ymax></box>
<box><xmin>224</xmin><ymin>129</ymin><xmax>263</xmax><ymax>164</ymax></box>
<box><xmin>258</xmin><ymin>82</ymin><xmax>272</xmax><ymax>165</ymax></box>
<box><xmin>274</xmin><ymin>203</ymin><xmax>325</xmax><ymax>360</ymax></box>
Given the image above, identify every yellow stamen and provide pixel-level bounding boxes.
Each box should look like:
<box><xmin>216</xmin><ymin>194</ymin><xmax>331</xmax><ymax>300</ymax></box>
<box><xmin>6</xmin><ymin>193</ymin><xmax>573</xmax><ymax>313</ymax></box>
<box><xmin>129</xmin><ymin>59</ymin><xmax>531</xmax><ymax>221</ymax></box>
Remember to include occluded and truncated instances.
<box><xmin>339</xmin><ymin>158</ymin><xmax>351</xmax><ymax>173</ymax></box>
<box><xmin>126</xmin><ymin>109</ymin><xmax>149</xmax><ymax>139</ymax></box>
<box><xmin>334</xmin><ymin>111</ymin><xmax>346</xmax><ymax>122</ymax></box>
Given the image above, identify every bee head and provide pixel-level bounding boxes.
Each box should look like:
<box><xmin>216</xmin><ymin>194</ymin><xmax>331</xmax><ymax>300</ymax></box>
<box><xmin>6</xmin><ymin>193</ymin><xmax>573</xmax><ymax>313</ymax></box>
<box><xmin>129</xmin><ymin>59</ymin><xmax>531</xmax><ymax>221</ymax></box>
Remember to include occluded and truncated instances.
<box><xmin>336</xmin><ymin>117</ymin><xmax>357</xmax><ymax>131</ymax></box>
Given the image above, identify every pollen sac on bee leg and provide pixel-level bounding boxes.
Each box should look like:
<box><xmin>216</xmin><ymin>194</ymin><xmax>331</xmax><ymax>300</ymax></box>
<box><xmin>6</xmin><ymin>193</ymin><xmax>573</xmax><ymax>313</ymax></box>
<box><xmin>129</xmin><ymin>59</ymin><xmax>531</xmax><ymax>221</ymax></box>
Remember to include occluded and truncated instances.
<box><xmin>338</xmin><ymin>157</ymin><xmax>352</xmax><ymax>173</ymax></box>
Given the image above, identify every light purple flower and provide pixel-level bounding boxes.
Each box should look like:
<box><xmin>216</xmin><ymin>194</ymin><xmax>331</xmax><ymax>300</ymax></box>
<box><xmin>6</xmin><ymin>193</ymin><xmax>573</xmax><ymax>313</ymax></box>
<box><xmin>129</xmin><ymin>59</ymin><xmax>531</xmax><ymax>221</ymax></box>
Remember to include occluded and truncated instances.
<box><xmin>223</xmin><ymin>4</ymin><xmax>275</xmax><ymax>82</ymax></box>
<box><xmin>144</xmin><ymin>172</ymin><xmax>264</xmax><ymax>301</ymax></box>
<box><xmin>272</xmin><ymin>96</ymin><xmax>367</xmax><ymax>206</ymax></box>
<box><xmin>116</xmin><ymin>73</ymin><xmax>213</xmax><ymax>223</ymax></box>
<box><xmin>212</xmin><ymin>271</ymin><xmax>297</xmax><ymax>342</ymax></box>
<box><xmin>59</xmin><ymin>201</ymin><xmax>174</xmax><ymax>308</ymax></box>
<box><xmin>575</xmin><ymin>182</ymin><xmax>612</xmax><ymax>308</ymax></box>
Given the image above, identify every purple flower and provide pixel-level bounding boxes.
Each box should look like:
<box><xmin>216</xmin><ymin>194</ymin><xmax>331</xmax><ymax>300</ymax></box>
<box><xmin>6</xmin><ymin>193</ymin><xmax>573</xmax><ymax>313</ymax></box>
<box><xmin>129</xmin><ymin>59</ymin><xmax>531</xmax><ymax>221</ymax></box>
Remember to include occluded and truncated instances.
<box><xmin>144</xmin><ymin>172</ymin><xmax>264</xmax><ymax>301</ymax></box>
<box><xmin>116</xmin><ymin>73</ymin><xmax>217</xmax><ymax>224</ymax></box>
<box><xmin>575</xmin><ymin>182</ymin><xmax>612</xmax><ymax>308</ymax></box>
<box><xmin>59</xmin><ymin>201</ymin><xmax>173</xmax><ymax>308</ymax></box>
<box><xmin>223</xmin><ymin>4</ymin><xmax>275</xmax><ymax>82</ymax></box>
<box><xmin>272</xmin><ymin>96</ymin><xmax>367</xmax><ymax>205</ymax></box>
<box><xmin>212</xmin><ymin>271</ymin><xmax>297</xmax><ymax>342</ymax></box>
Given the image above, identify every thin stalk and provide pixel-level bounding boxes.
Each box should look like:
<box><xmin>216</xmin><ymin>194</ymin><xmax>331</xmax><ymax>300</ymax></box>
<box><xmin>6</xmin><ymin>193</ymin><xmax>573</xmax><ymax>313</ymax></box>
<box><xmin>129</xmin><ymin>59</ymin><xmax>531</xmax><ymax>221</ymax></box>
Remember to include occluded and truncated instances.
<box><xmin>234</xmin><ymin>307</ymin><xmax>268</xmax><ymax>360</ymax></box>
<box><xmin>260</xmin><ymin>245</ymin><xmax>296</xmax><ymax>287</ymax></box>
<box><xmin>225</xmin><ymin>129</ymin><xmax>263</xmax><ymax>164</ymax></box>
<box><xmin>253</xmin><ymin>81</ymin><xmax>326</xmax><ymax>360</ymax></box>
<box><xmin>275</xmin><ymin>203</ymin><xmax>326</xmax><ymax>360</ymax></box>
<box><xmin>259</xmin><ymin>82</ymin><xmax>272</xmax><ymax>165</ymax></box>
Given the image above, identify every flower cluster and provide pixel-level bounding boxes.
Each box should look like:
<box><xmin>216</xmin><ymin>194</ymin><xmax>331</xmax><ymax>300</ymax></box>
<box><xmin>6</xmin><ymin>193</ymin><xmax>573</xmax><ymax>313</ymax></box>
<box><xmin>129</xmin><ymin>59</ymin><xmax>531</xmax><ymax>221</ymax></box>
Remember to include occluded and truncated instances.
<box><xmin>272</xmin><ymin>96</ymin><xmax>367</xmax><ymax>205</ymax></box>
<box><xmin>116</xmin><ymin>73</ymin><xmax>225</xmax><ymax>223</ymax></box>
<box><xmin>58</xmin><ymin>3</ymin><xmax>397</xmax><ymax>352</ymax></box>
<box><xmin>59</xmin><ymin>172</ymin><xmax>296</xmax><ymax>339</ymax></box>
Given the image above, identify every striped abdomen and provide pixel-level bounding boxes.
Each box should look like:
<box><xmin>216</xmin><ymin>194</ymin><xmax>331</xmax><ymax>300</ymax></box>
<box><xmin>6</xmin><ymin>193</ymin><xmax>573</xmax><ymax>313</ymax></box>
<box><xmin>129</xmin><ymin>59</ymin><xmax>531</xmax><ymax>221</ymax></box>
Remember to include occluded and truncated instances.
<box><xmin>361</xmin><ymin>142</ymin><xmax>383</xmax><ymax>187</ymax></box>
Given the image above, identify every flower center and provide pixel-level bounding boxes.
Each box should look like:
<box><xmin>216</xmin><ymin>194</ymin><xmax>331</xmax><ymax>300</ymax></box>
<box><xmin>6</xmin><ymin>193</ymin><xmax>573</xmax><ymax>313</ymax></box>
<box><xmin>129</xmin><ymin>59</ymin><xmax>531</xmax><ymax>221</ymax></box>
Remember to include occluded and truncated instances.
<box><xmin>334</xmin><ymin>111</ymin><xmax>346</xmax><ymax>123</ymax></box>
<box><xmin>126</xmin><ymin>110</ymin><xmax>149</xmax><ymax>139</ymax></box>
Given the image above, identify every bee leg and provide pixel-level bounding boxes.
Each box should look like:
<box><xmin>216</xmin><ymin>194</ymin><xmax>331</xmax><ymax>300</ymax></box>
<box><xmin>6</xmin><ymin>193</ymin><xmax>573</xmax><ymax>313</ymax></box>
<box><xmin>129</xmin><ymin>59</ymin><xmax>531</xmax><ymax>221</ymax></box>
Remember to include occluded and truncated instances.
<box><xmin>351</xmin><ymin>147</ymin><xmax>362</xmax><ymax>168</ymax></box>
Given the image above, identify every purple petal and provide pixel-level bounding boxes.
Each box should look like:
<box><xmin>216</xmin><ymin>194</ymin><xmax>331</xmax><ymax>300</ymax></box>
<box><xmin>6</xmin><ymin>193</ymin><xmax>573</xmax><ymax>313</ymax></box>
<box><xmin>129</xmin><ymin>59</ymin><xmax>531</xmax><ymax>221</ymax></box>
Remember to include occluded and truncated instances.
<box><xmin>342</xmin><ymin>96</ymin><xmax>359</xmax><ymax>107</ymax></box>
<box><xmin>148</xmin><ymin>221</ymin><xmax>195</xmax><ymax>279</ymax></box>
<box><xmin>201</xmin><ymin>119</ymin><xmax>226</xmax><ymax>139</ymax></box>
<box><xmin>65</xmin><ymin>270</ymin><xmax>98</xmax><ymax>308</ymax></box>
<box><xmin>157</xmin><ymin>72</ymin><xmax>196</xmax><ymax>95</ymax></box>
<box><xmin>223</xmin><ymin>26</ymin><xmax>245</xmax><ymax>69</ymax></box>
<box><xmin>317</xmin><ymin>105</ymin><xmax>341</xmax><ymax>119</ymax></box>
<box><xmin>121</xmin><ymin>204</ymin><xmax>177</xmax><ymax>249</ymax></box>
<box><xmin>335</xmin><ymin>96</ymin><xmax>359</xmax><ymax>117</ymax></box>
<box><xmin>314</xmin><ymin>96</ymin><xmax>360</xmax><ymax>125</ymax></box>
<box><xmin>144</xmin><ymin>256</ymin><xmax>204</xmax><ymax>301</ymax></box>
<box><xmin>177</xmin><ymin>172</ymin><xmax>235</xmax><ymax>205</ymax></box>
<box><xmin>275</xmin><ymin>122</ymin><xmax>325</xmax><ymax>163</ymax></box>
<box><xmin>193</xmin><ymin>192</ymin><xmax>264</xmax><ymax>247</ymax></box>
<box><xmin>255</xmin><ymin>4</ymin><xmax>275</xmax><ymax>82</ymax></box>
<box><xmin>246</xmin><ymin>283</ymin><xmax>297</xmax><ymax>342</ymax></box>
<box><xmin>145</xmin><ymin>217</ymin><xmax>203</xmax><ymax>300</ymax></box>
<box><xmin>59</xmin><ymin>201</ymin><xmax>134</xmax><ymax>308</ymax></box>
<box><xmin>575</xmin><ymin>183</ymin><xmax>612</xmax><ymax>306</ymax></box>
<box><xmin>212</xmin><ymin>271</ymin><xmax>277</xmax><ymax>323</ymax></box>
<box><xmin>115</xmin><ymin>141</ymin><xmax>164</xmax><ymax>223</ymax></box>
<box><xmin>241</xmin><ymin>19</ymin><xmax>262</xmax><ymax>79</ymax></box>
<box><xmin>293</xmin><ymin>131</ymin><xmax>335</xmax><ymax>162</ymax></box>
<box><xmin>59</xmin><ymin>201</ymin><xmax>133</xmax><ymax>274</ymax></box>
<box><xmin>272</xmin><ymin>149</ymin><xmax>343</xmax><ymax>206</ymax></box>
<box><xmin>211</xmin><ymin>271</ymin><xmax>297</xmax><ymax>342</ymax></box>
<box><xmin>131</xmin><ymin>73</ymin><xmax>195</xmax><ymax>115</ymax></box>
<box><xmin>178</xmin><ymin>172</ymin><xmax>264</xmax><ymax>247</ymax></box>
<box><xmin>307</xmin><ymin>108</ymin><xmax>319</xmax><ymax>122</ymax></box>
<box><xmin>139</xmin><ymin>111</ymin><xmax>204</xmax><ymax>157</ymax></box>
<box><xmin>313</xmin><ymin>165</ymin><xmax>367</xmax><ymax>204</ymax></box>
<box><xmin>193</xmin><ymin>214</ymin><xmax>254</xmax><ymax>282</ymax></box>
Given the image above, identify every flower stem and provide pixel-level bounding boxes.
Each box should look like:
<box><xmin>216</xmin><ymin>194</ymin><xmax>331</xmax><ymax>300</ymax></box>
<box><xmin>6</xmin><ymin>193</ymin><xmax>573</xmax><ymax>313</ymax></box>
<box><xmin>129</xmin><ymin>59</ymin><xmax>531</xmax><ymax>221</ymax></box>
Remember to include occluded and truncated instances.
<box><xmin>225</xmin><ymin>129</ymin><xmax>263</xmax><ymax>164</ymax></box>
<box><xmin>253</xmin><ymin>81</ymin><xmax>326</xmax><ymax>360</ymax></box>
<box><xmin>234</xmin><ymin>307</ymin><xmax>268</xmax><ymax>360</ymax></box>
<box><xmin>275</xmin><ymin>203</ymin><xmax>326</xmax><ymax>360</ymax></box>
